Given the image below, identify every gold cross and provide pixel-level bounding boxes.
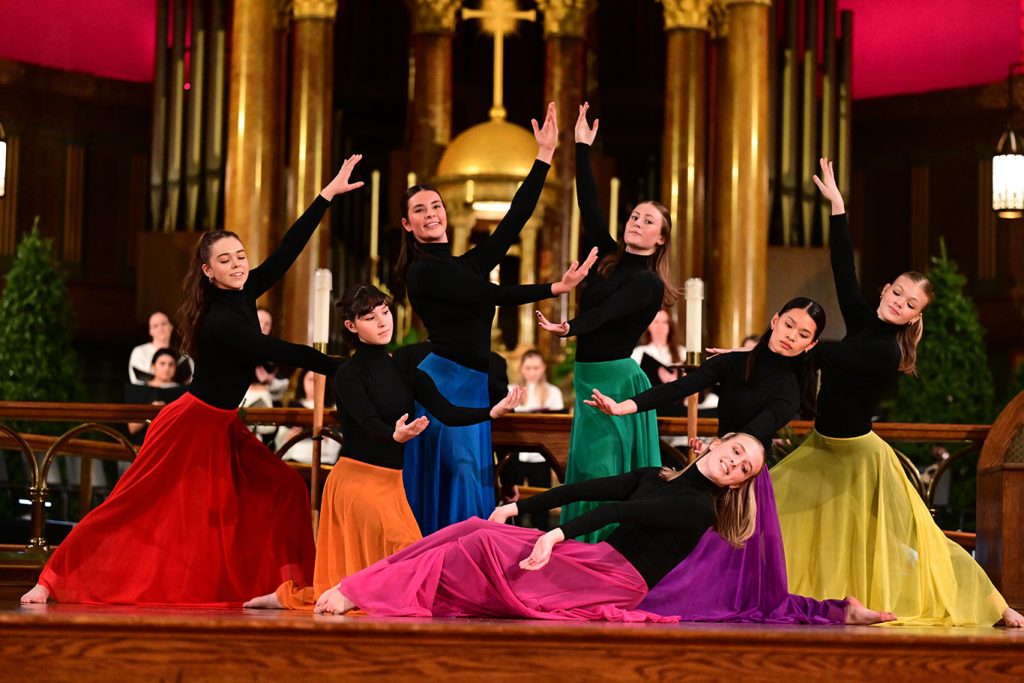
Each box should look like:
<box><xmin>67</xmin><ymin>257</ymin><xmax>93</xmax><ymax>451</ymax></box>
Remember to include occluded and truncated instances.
<box><xmin>461</xmin><ymin>0</ymin><xmax>537</xmax><ymax>121</ymax></box>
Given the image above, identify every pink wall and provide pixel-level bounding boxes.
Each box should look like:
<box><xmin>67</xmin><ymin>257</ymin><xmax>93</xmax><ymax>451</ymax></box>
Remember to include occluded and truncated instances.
<box><xmin>0</xmin><ymin>0</ymin><xmax>156</xmax><ymax>82</ymax></box>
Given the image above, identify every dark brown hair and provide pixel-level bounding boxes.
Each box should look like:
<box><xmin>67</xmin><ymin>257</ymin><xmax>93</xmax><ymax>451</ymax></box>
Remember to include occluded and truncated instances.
<box><xmin>393</xmin><ymin>184</ymin><xmax>446</xmax><ymax>297</ymax></box>
<box><xmin>177</xmin><ymin>230</ymin><xmax>240</xmax><ymax>358</ymax></box>
<box><xmin>596</xmin><ymin>200</ymin><xmax>679</xmax><ymax>307</ymax></box>
<box><xmin>338</xmin><ymin>284</ymin><xmax>393</xmax><ymax>341</ymax></box>
<box><xmin>892</xmin><ymin>271</ymin><xmax>934</xmax><ymax>376</ymax></box>
<box><xmin>637</xmin><ymin>309</ymin><xmax>683</xmax><ymax>364</ymax></box>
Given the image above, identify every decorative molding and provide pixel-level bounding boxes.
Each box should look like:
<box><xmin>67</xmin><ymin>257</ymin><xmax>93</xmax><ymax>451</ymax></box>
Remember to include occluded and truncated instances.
<box><xmin>536</xmin><ymin>0</ymin><xmax>591</xmax><ymax>38</ymax></box>
<box><xmin>407</xmin><ymin>0</ymin><xmax>462</xmax><ymax>34</ymax></box>
<box><xmin>658</xmin><ymin>0</ymin><xmax>710</xmax><ymax>31</ymax></box>
<box><xmin>292</xmin><ymin>0</ymin><xmax>337</xmax><ymax>20</ymax></box>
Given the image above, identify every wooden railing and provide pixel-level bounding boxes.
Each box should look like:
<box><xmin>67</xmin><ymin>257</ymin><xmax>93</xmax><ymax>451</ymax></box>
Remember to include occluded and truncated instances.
<box><xmin>0</xmin><ymin>402</ymin><xmax>990</xmax><ymax>552</ymax></box>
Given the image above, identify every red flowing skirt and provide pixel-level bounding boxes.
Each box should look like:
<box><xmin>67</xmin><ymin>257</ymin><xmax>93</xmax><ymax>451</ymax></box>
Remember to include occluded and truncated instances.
<box><xmin>39</xmin><ymin>392</ymin><xmax>315</xmax><ymax>606</ymax></box>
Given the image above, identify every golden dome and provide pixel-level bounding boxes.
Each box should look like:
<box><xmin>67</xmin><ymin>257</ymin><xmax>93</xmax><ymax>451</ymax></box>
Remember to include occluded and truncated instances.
<box><xmin>436</xmin><ymin>119</ymin><xmax>536</xmax><ymax>180</ymax></box>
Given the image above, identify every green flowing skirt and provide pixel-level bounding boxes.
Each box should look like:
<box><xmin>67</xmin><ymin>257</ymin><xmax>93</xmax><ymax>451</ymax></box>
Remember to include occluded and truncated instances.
<box><xmin>560</xmin><ymin>359</ymin><xmax>661</xmax><ymax>543</ymax></box>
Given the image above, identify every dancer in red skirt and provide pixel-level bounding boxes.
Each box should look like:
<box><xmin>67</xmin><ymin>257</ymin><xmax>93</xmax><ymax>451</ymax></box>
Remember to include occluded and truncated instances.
<box><xmin>20</xmin><ymin>155</ymin><xmax>366</xmax><ymax>606</ymax></box>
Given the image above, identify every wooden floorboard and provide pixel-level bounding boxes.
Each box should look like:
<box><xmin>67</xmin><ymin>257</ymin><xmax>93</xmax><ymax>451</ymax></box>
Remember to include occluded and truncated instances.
<box><xmin>0</xmin><ymin>604</ymin><xmax>1022</xmax><ymax>682</ymax></box>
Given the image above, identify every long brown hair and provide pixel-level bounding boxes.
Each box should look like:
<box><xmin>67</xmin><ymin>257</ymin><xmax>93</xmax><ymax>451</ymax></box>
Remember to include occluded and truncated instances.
<box><xmin>658</xmin><ymin>432</ymin><xmax>760</xmax><ymax>548</ymax></box>
<box><xmin>638</xmin><ymin>309</ymin><xmax>684</xmax><ymax>365</ymax></box>
<box><xmin>393</xmin><ymin>184</ymin><xmax>445</xmax><ymax>297</ymax></box>
<box><xmin>177</xmin><ymin>230</ymin><xmax>240</xmax><ymax>358</ymax></box>
<box><xmin>892</xmin><ymin>271</ymin><xmax>933</xmax><ymax>376</ymax></box>
<box><xmin>595</xmin><ymin>200</ymin><xmax>679</xmax><ymax>307</ymax></box>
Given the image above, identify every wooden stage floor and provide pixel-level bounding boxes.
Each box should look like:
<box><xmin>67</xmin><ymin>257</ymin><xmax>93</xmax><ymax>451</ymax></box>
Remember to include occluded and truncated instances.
<box><xmin>0</xmin><ymin>604</ymin><xmax>1021</xmax><ymax>682</ymax></box>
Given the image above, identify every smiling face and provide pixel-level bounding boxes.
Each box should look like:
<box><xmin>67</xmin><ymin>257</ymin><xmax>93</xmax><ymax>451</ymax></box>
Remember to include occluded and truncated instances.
<box><xmin>344</xmin><ymin>303</ymin><xmax>394</xmax><ymax>346</ymax></box>
<box><xmin>201</xmin><ymin>236</ymin><xmax>249</xmax><ymax>290</ymax></box>
<box><xmin>148</xmin><ymin>312</ymin><xmax>172</xmax><ymax>347</ymax></box>
<box><xmin>699</xmin><ymin>434</ymin><xmax>764</xmax><ymax>489</ymax></box>
<box><xmin>402</xmin><ymin>190</ymin><xmax>448</xmax><ymax>244</ymax></box>
<box><xmin>767</xmin><ymin>307</ymin><xmax>820</xmax><ymax>356</ymax></box>
<box><xmin>877</xmin><ymin>275</ymin><xmax>930</xmax><ymax>325</ymax></box>
<box><xmin>622</xmin><ymin>202</ymin><xmax>666</xmax><ymax>255</ymax></box>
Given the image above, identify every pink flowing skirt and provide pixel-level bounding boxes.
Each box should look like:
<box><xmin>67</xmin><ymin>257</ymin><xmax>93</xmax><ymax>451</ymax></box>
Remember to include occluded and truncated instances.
<box><xmin>338</xmin><ymin>518</ymin><xmax>677</xmax><ymax>622</ymax></box>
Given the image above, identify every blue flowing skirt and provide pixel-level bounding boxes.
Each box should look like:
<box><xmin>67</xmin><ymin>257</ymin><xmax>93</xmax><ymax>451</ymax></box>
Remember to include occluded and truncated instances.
<box><xmin>403</xmin><ymin>353</ymin><xmax>494</xmax><ymax>535</ymax></box>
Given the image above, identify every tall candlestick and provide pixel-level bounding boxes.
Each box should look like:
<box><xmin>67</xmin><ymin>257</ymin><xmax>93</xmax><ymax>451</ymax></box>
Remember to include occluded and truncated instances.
<box><xmin>568</xmin><ymin>180</ymin><xmax>581</xmax><ymax>318</ymax></box>
<box><xmin>609</xmin><ymin>177</ymin><xmax>620</xmax><ymax>241</ymax></box>
<box><xmin>369</xmin><ymin>170</ymin><xmax>380</xmax><ymax>262</ymax></box>
<box><xmin>312</xmin><ymin>268</ymin><xmax>333</xmax><ymax>346</ymax></box>
<box><xmin>684</xmin><ymin>278</ymin><xmax>704</xmax><ymax>367</ymax></box>
<box><xmin>407</xmin><ymin>171</ymin><xmax>417</xmax><ymax>188</ymax></box>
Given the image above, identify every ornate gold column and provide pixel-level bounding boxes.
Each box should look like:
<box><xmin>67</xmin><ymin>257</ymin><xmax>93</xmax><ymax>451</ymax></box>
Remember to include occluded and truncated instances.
<box><xmin>538</xmin><ymin>0</ymin><xmax>589</xmax><ymax>353</ymax></box>
<box><xmin>709</xmin><ymin>0</ymin><xmax>770</xmax><ymax>348</ymax></box>
<box><xmin>660</xmin><ymin>0</ymin><xmax>709</xmax><ymax>289</ymax></box>
<box><xmin>225</xmin><ymin>0</ymin><xmax>278</xmax><ymax>270</ymax></box>
<box><xmin>408</xmin><ymin>0</ymin><xmax>459</xmax><ymax>180</ymax></box>
<box><xmin>282</xmin><ymin>0</ymin><xmax>338</xmax><ymax>344</ymax></box>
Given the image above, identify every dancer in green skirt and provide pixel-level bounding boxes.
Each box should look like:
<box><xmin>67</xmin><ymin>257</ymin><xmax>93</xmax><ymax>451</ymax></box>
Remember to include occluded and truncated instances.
<box><xmin>537</xmin><ymin>104</ymin><xmax>678</xmax><ymax>542</ymax></box>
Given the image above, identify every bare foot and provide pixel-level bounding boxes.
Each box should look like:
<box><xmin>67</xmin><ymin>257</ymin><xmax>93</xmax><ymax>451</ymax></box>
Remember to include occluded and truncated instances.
<box><xmin>314</xmin><ymin>586</ymin><xmax>356</xmax><ymax>615</ymax></box>
<box><xmin>20</xmin><ymin>584</ymin><xmax>50</xmax><ymax>604</ymax></box>
<box><xmin>1002</xmin><ymin>607</ymin><xmax>1024</xmax><ymax>628</ymax></box>
<box><xmin>845</xmin><ymin>595</ymin><xmax>897</xmax><ymax>625</ymax></box>
<box><xmin>243</xmin><ymin>592</ymin><xmax>283</xmax><ymax>609</ymax></box>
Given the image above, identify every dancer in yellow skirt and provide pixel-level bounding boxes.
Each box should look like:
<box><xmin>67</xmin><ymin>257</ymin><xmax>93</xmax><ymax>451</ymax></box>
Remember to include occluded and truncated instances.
<box><xmin>244</xmin><ymin>285</ymin><xmax>523</xmax><ymax>610</ymax></box>
<box><xmin>771</xmin><ymin>158</ymin><xmax>1022</xmax><ymax>627</ymax></box>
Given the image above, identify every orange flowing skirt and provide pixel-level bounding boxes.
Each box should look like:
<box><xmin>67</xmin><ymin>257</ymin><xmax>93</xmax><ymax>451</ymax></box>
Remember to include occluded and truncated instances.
<box><xmin>275</xmin><ymin>457</ymin><xmax>422</xmax><ymax>609</ymax></box>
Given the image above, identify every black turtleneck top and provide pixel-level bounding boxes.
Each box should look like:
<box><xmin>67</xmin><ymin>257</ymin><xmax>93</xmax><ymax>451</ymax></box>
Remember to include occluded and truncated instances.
<box><xmin>188</xmin><ymin>197</ymin><xmax>340</xmax><ymax>409</ymax></box>
<box><xmin>811</xmin><ymin>214</ymin><xmax>901</xmax><ymax>438</ymax></box>
<box><xmin>516</xmin><ymin>465</ymin><xmax>720</xmax><ymax>589</ymax></box>
<box><xmin>406</xmin><ymin>160</ymin><xmax>556</xmax><ymax>372</ymax></box>
<box><xmin>333</xmin><ymin>342</ymin><xmax>493</xmax><ymax>470</ymax></box>
<box><xmin>569</xmin><ymin>144</ymin><xmax>664</xmax><ymax>362</ymax></box>
<box><xmin>631</xmin><ymin>350</ymin><xmax>801</xmax><ymax>452</ymax></box>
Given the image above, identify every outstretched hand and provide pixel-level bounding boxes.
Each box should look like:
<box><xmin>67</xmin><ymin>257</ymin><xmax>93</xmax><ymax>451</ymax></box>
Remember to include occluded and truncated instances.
<box><xmin>488</xmin><ymin>502</ymin><xmax>519</xmax><ymax>524</ymax></box>
<box><xmin>519</xmin><ymin>528</ymin><xmax>565</xmax><ymax>571</ymax></box>
<box><xmin>491</xmin><ymin>385</ymin><xmax>525</xmax><ymax>419</ymax></box>
<box><xmin>393</xmin><ymin>413</ymin><xmax>429</xmax><ymax>443</ymax></box>
<box><xmin>811</xmin><ymin>157</ymin><xmax>845</xmax><ymax>215</ymax></box>
<box><xmin>321</xmin><ymin>154</ymin><xmax>365</xmax><ymax>200</ymax></box>
<box><xmin>552</xmin><ymin>246</ymin><xmax>599</xmax><ymax>295</ymax></box>
<box><xmin>575</xmin><ymin>102</ymin><xmax>599</xmax><ymax>145</ymax></box>
<box><xmin>536</xmin><ymin>310</ymin><xmax>570</xmax><ymax>337</ymax></box>
<box><xmin>583</xmin><ymin>388</ymin><xmax>637</xmax><ymax>416</ymax></box>
<box><xmin>532</xmin><ymin>102</ymin><xmax>558</xmax><ymax>163</ymax></box>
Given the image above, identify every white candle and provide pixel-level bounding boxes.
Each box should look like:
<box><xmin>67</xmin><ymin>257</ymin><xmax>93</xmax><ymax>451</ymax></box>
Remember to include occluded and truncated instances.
<box><xmin>369</xmin><ymin>170</ymin><xmax>380</xmax><ymax>261</ymax></box>
<box><xmin>609</xmin><ymin>177</ymin><xmax>620</xmax><ymax>241</ymax></box>
<box><xmin>312</xmin><ymin>268</ymin><xmax>333</xmax><ymax>346</ymax></box>
<box><xmin>569</xmin><ymin>179</ymin><xmax>580</xmax><ymax>261</ymax></box>
<box><xmin>684</xmin><ymin>278</ymin><xmax>704</xmax><ymax>357</ymax></box>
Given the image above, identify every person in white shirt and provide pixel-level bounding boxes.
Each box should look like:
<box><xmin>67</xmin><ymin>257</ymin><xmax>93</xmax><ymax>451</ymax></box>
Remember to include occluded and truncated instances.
<box><xmin>128</xmin><ymin>311</ymin><xmax>193</xmax><ymax>385</ymax></box>
<box><xmin>274</xmin><ymin>369</ymin><xmax>341</xmax><ymax>465</ymax></box>
<box><xmin>255</xmin><ymin>307</ymin><xmax>292</xmax><ymax>404</ymax></box>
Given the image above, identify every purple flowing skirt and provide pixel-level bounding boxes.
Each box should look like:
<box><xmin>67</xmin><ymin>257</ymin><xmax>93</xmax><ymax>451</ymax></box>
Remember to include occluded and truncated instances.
<box><xmin>639</xmin><ymin>469</ymin><xmax>848</xmax><ymax>624</ymax></box>
<box><xmin>338</xmin><ymin>518</ymin><xmax>677</xmax><ymax>622</ymax></box>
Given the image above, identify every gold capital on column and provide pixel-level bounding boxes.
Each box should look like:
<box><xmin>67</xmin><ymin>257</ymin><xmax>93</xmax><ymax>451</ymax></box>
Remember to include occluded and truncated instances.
<box><xmin>408</xmin><ymin>0</ymin><xmax>462</xmax><ymax>35</ymax></box>
<box><xmin>658</xmin><ymin>0</ymin><xmax>711</xmax><ymax>31</ymax></box>
<box><xmin>536</xmin><ymin>0</ymin><xmax>591</xmax><ymax>38</ymax></box>
<box><xmin>293</xmin><ymin>0</ymin><xmax>337</xmax><ymax>20</ymax></box>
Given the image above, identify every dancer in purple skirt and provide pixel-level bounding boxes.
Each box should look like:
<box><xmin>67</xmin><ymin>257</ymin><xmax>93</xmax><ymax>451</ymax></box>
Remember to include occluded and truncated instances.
<box><xmin>315</xmin><ymin>433</ymin><xmax>891</xmax><ymax>624</ymax></box>
<box><xmin>588</xmin><ymin>298</ymin><xmax>891</xmax><ymax>624</ymax></box>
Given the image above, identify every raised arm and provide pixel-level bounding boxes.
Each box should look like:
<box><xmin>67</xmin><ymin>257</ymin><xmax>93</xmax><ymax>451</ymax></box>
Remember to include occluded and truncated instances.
<box><xmin>246</xmin><ymin>155</ymin><xmax>364</xmax><ymax>298</ymax></box>
<box><xmin>555</xmin><ymin>491</ymin><xmax>716</xmax><ymax>541</ymax></box>
<box><xmin>464</xmin><ymin>103</ymin><xmax>557</xmax><ymax>272</ymax></box>
<box><xmin>515</xmin><ymin>468</ymin><xmax>645</xmax><ymax>516</ymax></box>
<box><xmin>575</xmin><ymin>104</ymin><xmax>617</xmax><ymax>255</ymax></box>
<box><xmin>211</xmin><ymin>318</ymin><xmax>338</xmax><ymax>377</ymax></box>
<box><xmin>563</xmin><ymin>274</ymin><xmax>663</xmax><ymax>337</ymax></box>
<box><xmin>813</xmin><ymin>157</ymin><xmax>870</xmax><ymax>331</ymax></box>
<box><xmin>630</xmin><ymin>353</ymin><xmax>735</xmax><ymax>413</ymax></box>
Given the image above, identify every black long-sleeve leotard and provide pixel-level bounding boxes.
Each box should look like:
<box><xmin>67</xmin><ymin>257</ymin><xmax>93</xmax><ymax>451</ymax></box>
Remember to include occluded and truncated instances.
<box><xmin>333</xmin><ymin>342</ymin><xmax>493</xmax><ymax>470</ymax></box>
<box><xmin>568</xmin><ymin>144</ymin><xmax>664</xmax><ymax>362</ymax></box>
<box><xmin>188</xmin><ymin>197</ymin><xmax>339</xmax><ymax>409</ymax></box>
<box><xmin>516</xmin><ymin>465</ymin><xmax>721</xmax><ymax>588</ymax></box>
<box><xmin>811</xmin><ymin>214</ymin><xmax>901</xmax><ymax>437</ymax></box>
<box><xmin>406</xmin><ymin>160</ymin><xmax>556</xmax><ymax>372</ymax></box>
<box><xmin>631</xmin><ymin>350</ymin><xmax>801</xmax><ymax>452</ymax></box>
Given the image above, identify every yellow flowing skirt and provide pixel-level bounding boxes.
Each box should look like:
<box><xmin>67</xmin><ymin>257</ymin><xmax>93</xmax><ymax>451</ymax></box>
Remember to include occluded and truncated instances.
<box><xmin>771</xmin><ymin>430</ymin><xmax>1006</xmax><ymax>626</ymax></box>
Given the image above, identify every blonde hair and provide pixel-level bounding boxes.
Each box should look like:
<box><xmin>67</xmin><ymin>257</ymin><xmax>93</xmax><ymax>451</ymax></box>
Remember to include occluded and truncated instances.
<box><xmin>659</xmin><ymin>432</ymin><xmax>760</xmax><ymax>549</ymax></box>
<box><xmin>892</xmin><ymin>271</ymin><xmax>934</xmax><ymax>376</ymax></box>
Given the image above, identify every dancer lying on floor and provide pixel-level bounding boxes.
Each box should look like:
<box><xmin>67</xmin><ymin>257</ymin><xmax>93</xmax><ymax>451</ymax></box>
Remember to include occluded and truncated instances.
<box><xmin>314</xmin><ymin>433</ymin><xmax>891</xmax><ymax>625</ymax></box>
<box><xmin>244</xmin><ymin>284</ymin><xmax>528</xmax><ymax>610</ymax></box>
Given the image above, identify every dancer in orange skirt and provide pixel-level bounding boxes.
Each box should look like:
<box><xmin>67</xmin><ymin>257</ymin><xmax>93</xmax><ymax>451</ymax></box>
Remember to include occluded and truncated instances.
<box><xmin>245</xmin><ymin>284</ymin><xmax>524</xmax><ymax>610</ymax></box>
<box><xmin>21</xmin><ymin>156</ymin><xmax>366</xmax><ymax>606</ymax></box>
